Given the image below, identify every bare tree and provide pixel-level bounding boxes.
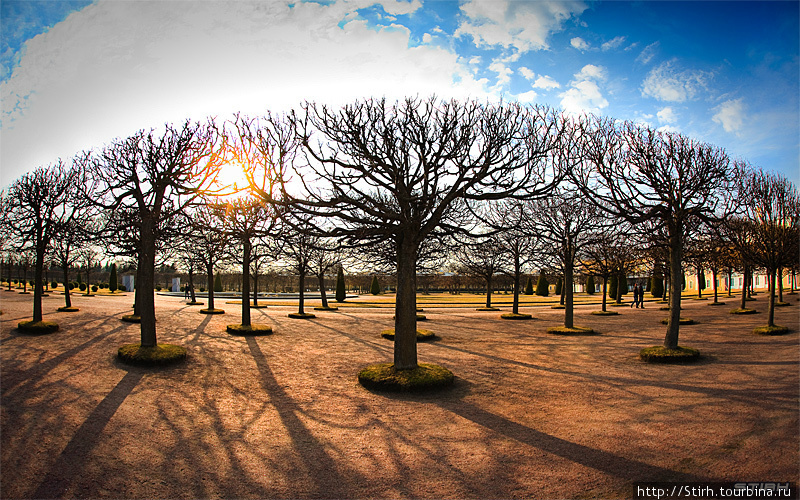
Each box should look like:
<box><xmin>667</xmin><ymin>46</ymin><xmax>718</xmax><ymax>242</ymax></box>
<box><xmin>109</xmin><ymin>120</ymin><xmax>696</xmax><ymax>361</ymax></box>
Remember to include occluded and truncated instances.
<box><xmin>255</xmin><ymin>97</ymin><xmax>564</xmax><ymax>370</ymax></box>
<box><xmin>741</xmin><ymin>168</ymin><xmax>799</xmax><ymax>330</ymax></box>
<box><xmin>486</xmin><ymin>200</ymin><xmax>539</xmax><ymax>316</ymax></box>
<box><xmin>455</xmin><ymin>236</ymin><xmax>508</xmax><ymax>310</ymax></box>
<box><xmin>7</xmin><ymin>160</ymin><xmax>90</xmax><ymax>326</ymax></box>
<box><xmin>576</xmin><ymin>117</ymin><xmax>734</xmax><ymax>350</ymax></box>
<box><xmin>92</xmin><ymin>121</ymin><xmax>224</xmax><ymax>347</ymax></box>
<box><xmin>219</xmin><ymin>196</ymin><xmax>280</xmax><ymax>326</ymax></box>
<box><xmin>191</xmin><ymin>203</ymin><xmax>232</xmax><ymax>313</ymax></box>
<box><xmin>581</xmin><ymin>221</ymin><xmax>637</xmax><ymax>313</ymax></box>
<box><xmin>309</xmin><ymin>237</ymin><xmax>342</xmax><ymax>310</ymax></box>
<box><xmin>526</xmin><ymin>188</ymin><xmax>603</xmax><ymax>329</ymax></box>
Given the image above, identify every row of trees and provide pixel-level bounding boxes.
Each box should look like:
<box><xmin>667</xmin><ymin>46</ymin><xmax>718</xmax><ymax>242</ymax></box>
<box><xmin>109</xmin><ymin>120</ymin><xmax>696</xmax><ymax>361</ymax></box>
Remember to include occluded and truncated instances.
<box><xmin>2</xmin><ymin>97</ymin><xmax>798</xmax><ymax>371</ymax></box>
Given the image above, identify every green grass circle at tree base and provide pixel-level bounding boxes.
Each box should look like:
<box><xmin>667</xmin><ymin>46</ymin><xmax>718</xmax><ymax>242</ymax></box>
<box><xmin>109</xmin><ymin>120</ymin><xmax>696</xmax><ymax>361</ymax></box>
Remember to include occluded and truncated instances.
<box><xmin>288</xmin><ymin>312</ymin><xmax>316</xmax><ymax>319</ymax></box>
<box><xmin>661</xmin><ymin>318</ymin><xmax>695</xmax><ymax>325</ymax></box>
<box><xmin>357</xmin><ymin>363</ymin><xmax>454</xmax><ymax>392</ymax></box>
<box><xmin>639</xmin><ymin>345</ymin><xmax>701</xmax><ymax>363</ymax></box>
<box><xmin>314</xmin><ymin>306</ymin><xmax>338</xmax><ymax>311</ymax></box>
<box><xmin>17</xmin><ymin>320</ymin><xmax>59</xmax><ymax>334</ymax></box>
<box><xmin>185</xmin><ymin>301</ymin><xmax>204</xmax><ymax>305</ymax></box>
<box><xmin>57</xmin><ymin>306</ymin><xmax>80</xmax><ymax>312</ymax></box>
<box><xmin>121</xmin><ymin>315</ymin><xmax>141</xmax><ymax>323</ymax></box>
<box><xmin>753</xmin><ymin>325</ymin><xmax>790</xmax><ymax>336</ymax></box>
<box><xmin>775</xmin><ymin>302</ymin><xmax>792</xmax><ymax>307</ymax></box>
<box><xmin>226</xmin><ymin>324</ymin><xmax>273</xmax><ymax>336</ymax></box>
<box><xmin>657</xmin><ymin>300</ymin><xmax>669</xmax><ymax>304</ymax></box>
<box><xmin>547</xmin><ymin>326</ymin><xmax>595</xmax><ymax>335</ymax></box>
<box><xmin>729</xmin><ymin>308</ymin><xmax>758</xmax><ymax>315</ymax></box>
<box><xmin>591</xmin><ymin>310</ymin><xmax>619</xmax><ymax>316</ymax></box>
<box><xmin>707</xmin><ymin>302</ymin><xmax>726</xmax><ymax>306</ymax></box>
<box><xmin>550</xmin><ymin>305</ymin><xmax>565</xmax><ymax>309</ymax></box>
<box><xmin>380</xmin><ymin>328</ymin><xmax>436</xmax><ymax>341</ymax></box>
<box><xmin>500</xmin><ymin>312</ymin><xmax>532</xmax><ymax>320</ymax></box>
<box><xmin>609</xmin><ymin>302</ymin><xmax>627</xmax><ymax>307</ymax></box>
<box><xmin>199</xmin><ymin>308</ymin><xmax>225</xmax><ymax>315</ymax></box>
<box><xmin>117</xmin><ymin>343</ymin><xmax>187</xmax><ymax>366</ymax></box>
<box><xmin>475</xmin><ymin>307</ymin><xmax>499</xmax><ymax>311</ymax></box>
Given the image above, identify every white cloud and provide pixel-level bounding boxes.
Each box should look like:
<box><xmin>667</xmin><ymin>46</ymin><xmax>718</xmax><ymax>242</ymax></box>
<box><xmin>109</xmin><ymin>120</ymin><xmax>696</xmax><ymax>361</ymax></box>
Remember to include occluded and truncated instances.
<box><xmin>712</xmin><ymin>98</ymin><xmax>745</xmax><ymax>134</ymax></box>
<box><xmin>636</xmin><ymin>41</ymin><xmax>660</xmax><ymax>65</ymax></box>
<box><xmin>515</xmin><ymin>90</ymin><xmax>538</xmax><ymax>103</ymax></box>
<box><xmin>422</xmin><ymin>33</ymin><xmax>433</xmax><ymax>43</ymax></box>
<box><xmin>560</xmin><ymin>80</ymin><xmax>608</xmax><ymax>114</ymax></box>
<box><xmin>641</xmin><ymin>59</ymin><xmax>712</xmax><ymax>102</ymax></box>
<box><xmin>576</xmin><ymin>64</ymin><xmax>606</xmax><ymax>81</ymax></box>
<box><xmin>570</xmin><ymin>36</ymin><xmax>589</xmax><ymax>51</ymax></box>
<box><xmin>519</xmin><ymin>66</ymin><xmax>536</xmax><ymax>80</ymax></box>
<box><xmin>601</xmin><ymin>36</ymin><xmax>626</xmax><ymax>51</ymax></box>
<box><xmin>533</xmin><ymin>75</ymin><xmax>560</xmax><ymax>90</ymax></box>
<box><xmin>0</xmin><ymin>0</ymin><xmax>488</xmax><ymax>184</ymax></box>
<box><xmin>456</xmin><ymin>0</ymin><xmax>587</xmax><ymax>53</ymax></box>
<box><xmin>559</xmin><ymin>64</ymin><xmax>608</xmax><ymax>114</ymax></box>
<box><xmin>657</xmin><ymin>106</ymin><xmax>677</xmax><ymax>124</ymax></box>
<box><xmin>488</xmin><ymin>60</ymin><xmax>513</xmax><ymax>87</ymax></box>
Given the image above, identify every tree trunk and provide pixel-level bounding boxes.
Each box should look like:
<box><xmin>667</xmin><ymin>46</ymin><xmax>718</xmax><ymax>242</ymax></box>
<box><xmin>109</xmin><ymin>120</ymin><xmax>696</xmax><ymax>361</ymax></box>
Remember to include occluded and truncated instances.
<box><xmin>777</xmin><ymin>266</ymin><xmax>784</xmax><ymax>303</ymax></box>
<box><xmin>394</xmin><ymin>236</ymin><xmax>418</xmax><ymax>370</ymax></box>
<box><xmin>188</xmin><ymin>267</ymin><xmax>197</xmax><ymax>303</ymax></box>
<box><xmin>252</xmin><ymin>274</ymin><xmax>259</xmax><ymax>307</ymax></box>
<box><xmin>33</xmin><ymin>247</ymin><xmax>45</xmax><ymax>322</ymax></box>
<box><xmin>298</xmin><ymin>271</ymin><xmax>306</xmax><ymax>314</ymax></box>
<box><xmin>206</xmin><ymin>262</ymin><xmax>215</xmax><ymax>311</ymax></box>
<box><xmin>664</xmin><ymin>226</ymin><xmax>683</xmax><ymax>350</ymax></box>
<box><xmin>564</xmin><ymin>258</ymin><xmax>574</xmax><ymax>328</ymax></box>
<box><xmin>139</xmin><ymin>220</ymin><xmax>157</xmax><ymax>347</ymax></box>
<box><xmin>63</xmin><ymin>265</ymin><xmax>72</xmax><ymax>308</ymax></box>
<box><xmin>512</xmin><ymin>272</ymin><xmax>520</xmax><ymax>314</ymax></box>
<box><xmin>767</xmin><ymin>267</ymin><xmax>776</xmax><ymax>327</ymax></box>
<box><xmin>712</xmin><ymin>268</ymin><xmax>719</xmax><ymax>303</ymax></box>
<box><xmin>727</xmin><ymin>268</ymin><xmax>733</xmax><ymax>297</ymax></box>
<box><xmin>485</xmin><ymin>275</ymin><xmax>493</xmax><ymax>308</ymax></box>
<box><xmin>696</xmin><ymin>267</ymin><xmax>703</xmax><ymax>298</ymax></box>
<box><xmin>319</xmin><ymin>273</ymin><xmax>329</xmax><ymax>308</ymax></box>
<box><xmin>739</xmin><ymin>265</ymin><xmax>749</xmax><ymax>310</ymax></box>
<box><xmin>601</xmin><ymin>276</ymin><xmax>608</xmax><ymax>312</ymax></box>
<box><xmin>241</xmin><ymin>238</ymin><xmax>251</xmax><ymax>326</ymax></box>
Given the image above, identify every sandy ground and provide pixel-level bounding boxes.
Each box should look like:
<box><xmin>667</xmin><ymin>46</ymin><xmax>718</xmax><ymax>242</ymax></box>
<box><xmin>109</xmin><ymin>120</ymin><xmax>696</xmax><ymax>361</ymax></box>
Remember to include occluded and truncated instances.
<box><xmin>1</xmin><ymin>289</ymin><xmax>798</xmax><ymax>499</ymax></box>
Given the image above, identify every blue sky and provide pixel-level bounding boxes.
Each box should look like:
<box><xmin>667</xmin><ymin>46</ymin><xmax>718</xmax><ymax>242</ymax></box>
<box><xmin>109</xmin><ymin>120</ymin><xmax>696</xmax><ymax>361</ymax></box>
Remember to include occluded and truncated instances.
<box><xmin>1</xmin><ymin>0</ymin><xmax>798</xmax><ymax>186</ymax></box>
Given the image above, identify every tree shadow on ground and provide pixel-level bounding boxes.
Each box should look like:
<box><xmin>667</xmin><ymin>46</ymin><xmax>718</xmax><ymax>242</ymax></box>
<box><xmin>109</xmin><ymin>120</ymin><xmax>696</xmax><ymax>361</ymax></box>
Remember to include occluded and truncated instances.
<box><xmin>30</xmin><ymin>369</ymin><xmax>144</xmax><ymax>498</ymax></box>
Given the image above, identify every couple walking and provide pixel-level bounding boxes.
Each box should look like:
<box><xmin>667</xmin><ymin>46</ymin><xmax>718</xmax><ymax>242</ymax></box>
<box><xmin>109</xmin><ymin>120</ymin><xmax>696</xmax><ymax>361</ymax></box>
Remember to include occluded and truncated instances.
<box><xmin>630</xmin><ymin>283</ymin><xmax>645</xmax><ymax>308</ymax></box>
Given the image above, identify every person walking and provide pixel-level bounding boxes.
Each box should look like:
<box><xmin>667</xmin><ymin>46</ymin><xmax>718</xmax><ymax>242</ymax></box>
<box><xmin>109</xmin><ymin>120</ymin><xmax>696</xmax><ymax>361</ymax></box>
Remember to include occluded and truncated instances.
<box><xmin>630</xmin><ymin>283</ymin><xmax>638</xmax><ymax>308</ymax></box>
<box><xmin>639</xmin><ymin>283</ymin><xmax>645</xmax><ymax>308</ymax></box>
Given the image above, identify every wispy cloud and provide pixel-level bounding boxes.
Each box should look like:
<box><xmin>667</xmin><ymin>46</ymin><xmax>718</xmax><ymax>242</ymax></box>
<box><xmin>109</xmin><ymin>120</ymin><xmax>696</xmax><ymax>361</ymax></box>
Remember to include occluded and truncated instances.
<box><xmin>641</xmin><ymin>59</ymin><xmax>713</xmax><ymax>102</ymax></box>
<box><xmin>636</xmin><ymin>41</ymin><xmax>660</xmax><ymax>65</ymax></box>
<box><xmin>601</xmin><ymin>36</ymin><xmax>626</xmax><ymax>51</ymax></box>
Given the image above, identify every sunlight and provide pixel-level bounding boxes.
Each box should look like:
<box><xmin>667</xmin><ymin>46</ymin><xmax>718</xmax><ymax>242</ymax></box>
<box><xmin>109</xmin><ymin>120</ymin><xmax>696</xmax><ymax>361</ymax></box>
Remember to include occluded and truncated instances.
<box><xmin>210</xmin><ymin>159</ymin><xmax>249</xmax><ymax>199</ymax></box>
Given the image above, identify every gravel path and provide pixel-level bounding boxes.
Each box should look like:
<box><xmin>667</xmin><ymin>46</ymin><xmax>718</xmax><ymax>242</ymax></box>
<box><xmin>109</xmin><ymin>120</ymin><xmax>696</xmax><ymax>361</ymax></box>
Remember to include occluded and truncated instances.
<box><xmin>2</xmin><ymin>290</ymin><xmax>798</xmax><ymax>499</ymax></box>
